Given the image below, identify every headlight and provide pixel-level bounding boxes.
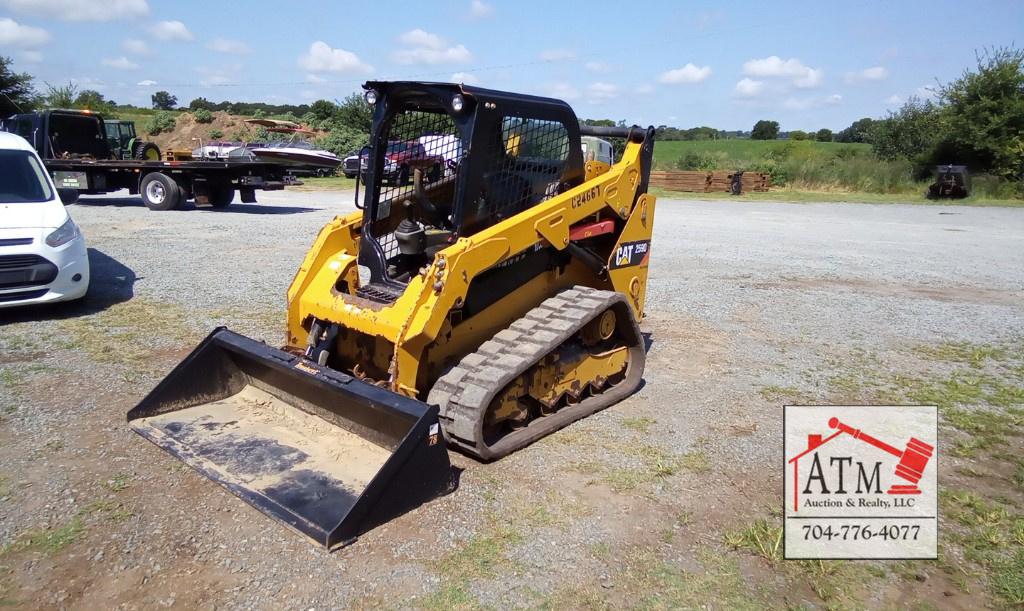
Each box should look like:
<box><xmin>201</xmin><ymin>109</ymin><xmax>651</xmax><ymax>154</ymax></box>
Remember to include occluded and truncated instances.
<box><xmin>364</xmin><ymin>89</ymin><xmax>378</xmax><ymax>105</ymax></box>
<box><xmin>451</xmin><ymin>94</ymin><xmax>464</xmax><ymax>112</ymax></box>
<box><xmin>45</xmin><ymin>217</ymin><xmax>79</xmax><ymax>248</ymax></box>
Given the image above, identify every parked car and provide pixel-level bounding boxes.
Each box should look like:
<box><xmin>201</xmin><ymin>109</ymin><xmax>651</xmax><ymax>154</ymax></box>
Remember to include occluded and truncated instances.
<box><xmin>381</xmin><ymin>140</ymin><xmax>445</xmax><ymax>185</ymax></box>
<box><xmin>342</xmin><ymin>146</ymin><xmax>368</xmax><ymax>179</ymax></box>
<box><xmin>0</xmin><ymin>132</ymin><xmax>89</xmax><ymax>308</ymax></box>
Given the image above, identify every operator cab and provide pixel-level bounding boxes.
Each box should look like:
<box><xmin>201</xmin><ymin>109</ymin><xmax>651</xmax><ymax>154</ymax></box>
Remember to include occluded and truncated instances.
<box><xmin>354</xmin><ymin>81</ymin><xmax>585</xmax><ymax>302</ymax></box>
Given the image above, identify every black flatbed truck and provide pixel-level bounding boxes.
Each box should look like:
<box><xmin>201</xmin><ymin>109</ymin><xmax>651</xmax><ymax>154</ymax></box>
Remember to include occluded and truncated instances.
<box><xmin>2</xmin><ymin>109</ymin><xmax>296</xmax><ymax>211</ymax></box>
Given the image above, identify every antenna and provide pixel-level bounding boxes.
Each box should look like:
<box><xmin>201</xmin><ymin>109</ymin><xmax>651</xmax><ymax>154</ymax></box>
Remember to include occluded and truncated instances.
<box><xmin>1</xmin><ymin>91</ymin><xmax>26</xmax><ymax>114</ymax></box>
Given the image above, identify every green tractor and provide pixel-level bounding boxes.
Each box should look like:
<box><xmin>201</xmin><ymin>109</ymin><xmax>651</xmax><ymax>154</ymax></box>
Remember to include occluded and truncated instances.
<box><xmin>104</xmin><ymin>119</ymin><xmax>161</xmax><ymax>160</ymax></box>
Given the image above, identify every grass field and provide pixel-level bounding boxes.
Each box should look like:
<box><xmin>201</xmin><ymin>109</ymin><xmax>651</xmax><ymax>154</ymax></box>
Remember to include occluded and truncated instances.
<box><xmin>652</xmin><ymin>139</ymin><xmax>1022</xmax><ymax>202</ymax></box>
<box><xmin>651</xmin><ymin>139</ymin><xmax>872</xmax><ymax>169</ymax></box>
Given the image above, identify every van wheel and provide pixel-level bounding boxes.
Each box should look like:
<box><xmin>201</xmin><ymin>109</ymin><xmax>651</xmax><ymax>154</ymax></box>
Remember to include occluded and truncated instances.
<box><xmin>209</xmin><ymin>186</ymin><xmax>235</xmax><ymax>209</ymax></box>
<box><xmin>140</xmin><ymin>173</ymin><xmax>182</xmax><ymax>211</ymax></box>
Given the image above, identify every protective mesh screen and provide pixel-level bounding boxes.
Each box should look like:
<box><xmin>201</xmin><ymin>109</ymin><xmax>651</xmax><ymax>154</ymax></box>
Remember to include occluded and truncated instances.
<box><xmin>476</xmin><ymin>116</ymin><xmax>569</xmax><ymax>222</ymax></box>
<box><xmin>374</xmin><ymin>109</ymin><xmax>460</xmax><ymax>260</ymax></box>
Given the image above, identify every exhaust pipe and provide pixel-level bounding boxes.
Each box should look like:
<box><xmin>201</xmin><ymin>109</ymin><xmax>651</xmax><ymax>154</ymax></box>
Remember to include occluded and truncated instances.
<box><xmin>128</xmin><ymin>328</ymin><xmax>454</xmax><ymax>549</ymax></box>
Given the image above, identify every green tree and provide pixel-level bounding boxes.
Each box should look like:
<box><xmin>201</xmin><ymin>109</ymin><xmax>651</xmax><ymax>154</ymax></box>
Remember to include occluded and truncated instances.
<box><xmin>789</xmin><ymin>130</ymin><xmax>809</xmax><ymax>141</ymax></box>
<box><xmin>316</xmin><ymin>125</ymin><xmax>369</xmax><ymax>156</ymax></box>
<box><xmin>334</xmin><ymin>92</ymin><xmax>373</xmax><ymax>132</ymax></box>
<box><xmin>151</xmin><ymin>90</ymin><xmax>177</xmax><ymax>110</ymax></box>
<box><xmin>0</xmin><ymin>56</ymin><xmax>38</xmax><ymax>115</ymax></box>
<box><xmin>751</xmin><ymin>120</ymin><xmax>780</xmax><ymax>140</ymax></box>
<box><xmin>73</xmin><ymin>89</ymin><xmax>116</xmax><ymax>115</ymax></box>
<box><xmin>44</xmin><ymin>81</ymin><xmax>78</xmax><ymax>108</ymax></box>
<box><xmin>835</xmin><ymin>118</ymin><xmax>875</xmax><ymax>143</ymax></box>
<box><xmin>816</xmin><ymin>128</ymin><xmax>833</xmax><ymax>142</ymax></box>
<box><xmin>309</xmin><ymin>99</ymin><xmax>337</xmax><ymax>123</ymax></box>
<box><xmin>938</xmin><ymin>47</ymin><xmax>1024</xmax><ymax>178</ymax></box>
<box><xmin>193</xmin><ymin>108</ymin><xmax>213</xmax><ymax>123</ymax></box>
<box><xmin>144</xmin><ymin>111</ymin><xmax>176</xmax><ymax>135</ymax></box>
<box><xmin>208</xmin><ymin>128</ymin><xmax>224</xmax><ymax>139</ymax></box>
<box><xmin>189</xmin><ymin>97</ymin><xmax>214</xmax><ymax>111</ymax></box>
<box><xmin>869</xmin><ymin>97</ymin><xmax>942</xmax><ymax>167</ymax></box>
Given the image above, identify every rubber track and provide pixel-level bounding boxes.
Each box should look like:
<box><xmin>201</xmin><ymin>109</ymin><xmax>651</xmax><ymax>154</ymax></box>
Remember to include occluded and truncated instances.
<box><xmin>427</xmin><ymin>285</ymin><xmax>645</xmax><ymax>460</ymax></box>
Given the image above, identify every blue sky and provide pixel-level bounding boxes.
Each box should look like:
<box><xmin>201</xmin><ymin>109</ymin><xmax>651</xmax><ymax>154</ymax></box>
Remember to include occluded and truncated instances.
<box><xmin>1</xmin><ymin>0</ymin><xmax>1021</xmax><ymax>130</ymax></box>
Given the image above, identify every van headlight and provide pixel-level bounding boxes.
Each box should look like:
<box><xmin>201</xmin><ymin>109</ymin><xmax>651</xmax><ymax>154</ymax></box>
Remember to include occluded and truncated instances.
<box><xmin>45</xmin><ymin>218</ymin><xmax>80</xmax><ymax>247</ymax></box>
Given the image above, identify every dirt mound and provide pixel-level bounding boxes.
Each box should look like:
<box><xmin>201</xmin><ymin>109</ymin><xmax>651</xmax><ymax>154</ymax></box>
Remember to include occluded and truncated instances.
<box><xmin>147</xmin><ymin>111</ymin><xmax>253</xmax><ymax>152</ymax></box>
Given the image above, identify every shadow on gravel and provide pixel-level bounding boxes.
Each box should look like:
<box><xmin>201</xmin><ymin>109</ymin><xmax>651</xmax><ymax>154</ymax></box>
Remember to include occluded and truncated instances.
<box><xmin>75</xmin><ymin>197</ymin><xmax>319</xmax><ymax>215</ymax></box>
<box><xmin>0</xmin><ymin>248</ymin><xmax>136</xmax><ymax>324</ymax></box>
<box><xmin>200</xmin><ymin>203</ymin><xmax>320</xmax><ymax>215</ymax></box>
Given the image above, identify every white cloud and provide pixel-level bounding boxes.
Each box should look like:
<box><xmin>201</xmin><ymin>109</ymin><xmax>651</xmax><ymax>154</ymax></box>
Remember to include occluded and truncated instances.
<box><xmin>584</xmin><ymin>61</ymin><xmax>610</xmax><ymax>73</ymax></box>
<box><xmin>148</xmin><ymin>20</ymin><xmax>193</xmax><ymax>42</ymax></box>
<box><xmin>207</xmin><ymin>38</ymin><xmax>251</xmax><ymax>54</ymax></box>
<box><xmin>136</xmin><ymin>79</ymin><xmax>157</xmax><ymax>86</ymax></box>
<box><xmin>392</xmin><ymin>29</ymin><xmax>472</xmax><ymax>65</ymax></box>
<box><xmin>0</xmin><ymin>18</ymin><xmax>50</xmax><ymax>47</ymax></box>
<box><xmin>469</xmin><ymin>0</ymin><xmax>493</xmax><ymax>18</ymax></box>
<box><xmin>451</xmin><ymin>71</ymin><xmax>480</xmax><ymax>85</ymax></box>
<box><xmin>743</xmin><ymin>56</ymin><xmax>822</xmax><ymax>88</ymax></box>
<box><xmin>734</xmin><ymin>77</ymin><xmax>764</xmax><ymax>97</ymax></box>
<box><xmin>844</xmin><ymin>66</ymin><xmax>888</xmax><ymax>83</ymax></box>
<box><xmin>539</xmin><ymin>48</ymin><xmax>576</xmax><ymax>62</ymax></box>
<box><xmin>658</xmin><ymin>63</ymin><xmax>712</xmax><ymax>84</ymax></box>
<box><xmin>587</xmin><ymin>82</ymin><xmax>619</xmax><ymax>101</ymax></box>
<box><xmin>397</xmin><ymin>28</ymin><xmax>444</xmax><ymax>49</ymax></box>
<box><xmin>299</xmin><ymin>41</ymin><xmax>373</xmax><ymax>73</ymax></box>
<box><xmin>885</xmin><ymin>94</ymin><xmax>904</xmax><ymax>105</ymax></box>
<box><xmin>785</xmin><ymin>94</ymin><xmax>843</xmax><ymax>110</ymax></box>
<box><xmin>0</xmin><ymin>0</ymin><xmax>148</xmax><ymax>21</ymax></box>
<box><xmin>544</xmin><ymin>82</ymin><xmax>579</xmax><ymax>100</ymax></box>
<box><xmin>782</xmin><ymin>97</ymin><xmax>814</xmax><ymax>110</ymax></box>
<box><xmin>122</xmin><ymin>38</ymin><xmax>150</xmax><ymax>55</ymax></box>
<box><xmin>635</xmin><ymin>83</ymin><xmax>655</xmax><ymax>94</ymax></box>
<box><xmin>102</xmin><ymin>56</ymin><xmax>139</xmax><ymax>70</ymax></box>
<box><xmin>305</xmin><ymin>73</ymin><xmax>326</xmax><ymax>84</ymax></box>
<box><xmin>19</xmin><ymin>49</ymin><xmax>42</xmax><ymax>63</ymax></box>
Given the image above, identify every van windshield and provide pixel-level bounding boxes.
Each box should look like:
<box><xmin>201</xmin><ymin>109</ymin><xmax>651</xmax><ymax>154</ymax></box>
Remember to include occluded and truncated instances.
<box><xmin>0</xmin><ymin>150</ymin><xmax>54</xmax><ymax>203</ymax></box>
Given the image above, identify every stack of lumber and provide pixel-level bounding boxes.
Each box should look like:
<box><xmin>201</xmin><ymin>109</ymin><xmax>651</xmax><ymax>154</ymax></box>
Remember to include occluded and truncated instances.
<box><xmin>737</xmin><ymin>172</ymin><xmax>771</xmax><ymax>192</ymax></box>
<box><xmin>648</xmin><ymin>171</ymin><xmax>710</xmax><ymax>192</ymax></box>
<box><xmin>649</xmin><ymin>170</ymin><xmax>772</xmax><ymax>193</ymax></box>
<box><xmin>709</xmin><ymin>171</ymin><xmax>733</xmax><ymax>192</ymax></box>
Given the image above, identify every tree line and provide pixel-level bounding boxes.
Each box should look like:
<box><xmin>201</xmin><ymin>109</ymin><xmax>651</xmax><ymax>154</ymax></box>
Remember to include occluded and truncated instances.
<box><xmin>3</xmin><ymin>47</ymin><xmax>1021</xmax><ymax>179</ymax></box>
<box><xmin>748</xmin><ymin>48</ymin><xmax>1023</xmax><ymax>180</ymax></box>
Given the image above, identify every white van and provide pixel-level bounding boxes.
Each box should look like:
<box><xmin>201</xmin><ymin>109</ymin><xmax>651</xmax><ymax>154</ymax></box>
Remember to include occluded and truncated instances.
<box><xmin>0</xmin><ymin>132</ymin><xmax>89</xmax><ymax>308</ymax></box>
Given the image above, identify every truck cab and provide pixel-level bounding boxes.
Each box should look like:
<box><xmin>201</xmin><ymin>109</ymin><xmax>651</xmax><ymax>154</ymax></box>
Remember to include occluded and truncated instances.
<box><xmin>1</xmin><ymin>109</ymin><xmax>112</xmax><ymax>160</ymax></box>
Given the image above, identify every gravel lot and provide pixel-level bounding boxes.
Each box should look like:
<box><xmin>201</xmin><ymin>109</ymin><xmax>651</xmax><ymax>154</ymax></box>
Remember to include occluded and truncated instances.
<box><xmin>1</xmin><ymin>190</ymin><xmax>1021</xmax><ymax>609</ymax></box>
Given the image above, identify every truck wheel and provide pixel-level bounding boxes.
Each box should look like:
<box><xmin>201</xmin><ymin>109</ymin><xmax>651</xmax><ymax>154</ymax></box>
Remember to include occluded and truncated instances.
<box><xmin>209</xmin><ymin>186</ymin><xmax>235</xmax><ymax>209</ymax></box>
<box><xmin>140</xmin><ymin>173</ymin><xmax>182</xmax><ymax>211</ymax></box>
<box><xmin>428</xmin><ymin>163</ymin><xmax>442</xmax><ymax>182</ymax></box>
<box><xmin>398</xmin><ymin>165</ymin><xmax>410</xmax><ymax>186</ymax></box>
<box><xmin>134</xmin><ymin>142</ymin><xmax>161</xmax><ymax>161</ymax></box>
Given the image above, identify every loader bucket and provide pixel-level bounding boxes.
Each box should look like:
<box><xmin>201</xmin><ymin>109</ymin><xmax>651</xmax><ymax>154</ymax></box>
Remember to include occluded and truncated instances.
<box><xmin>128</xmin><ymin>328</ymin><xmax>454</xmax><ymax>549</ymax></box>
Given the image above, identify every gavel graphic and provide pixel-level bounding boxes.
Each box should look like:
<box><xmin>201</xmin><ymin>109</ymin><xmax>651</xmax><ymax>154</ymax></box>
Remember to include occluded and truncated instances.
<box><xmin>828</xmin><ymin>417</ymin><xmax>934</xmax><ymax>495</ymax></box>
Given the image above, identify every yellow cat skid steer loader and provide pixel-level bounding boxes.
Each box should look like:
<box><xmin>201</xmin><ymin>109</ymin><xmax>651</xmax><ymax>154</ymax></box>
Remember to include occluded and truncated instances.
<box><xmin>129</xmin><ymin>81</ymin><xmax>657</xmax><ymax>549</ymax></box>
